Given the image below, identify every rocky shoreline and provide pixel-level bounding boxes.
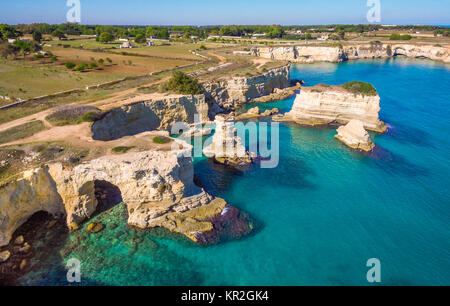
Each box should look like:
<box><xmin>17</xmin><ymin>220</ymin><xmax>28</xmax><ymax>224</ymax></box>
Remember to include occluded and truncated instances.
<box><xmin>251</xmin><ymin>43</ymin><xmax>450</xmax><ymax>64</ymax></box>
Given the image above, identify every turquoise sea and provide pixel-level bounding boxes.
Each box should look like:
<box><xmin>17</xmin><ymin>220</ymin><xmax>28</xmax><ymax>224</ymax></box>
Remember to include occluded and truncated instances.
<box><xmin>19</xmin><ymin>57</ymin><xmax>450</xmax><ymax>286</ymax></box>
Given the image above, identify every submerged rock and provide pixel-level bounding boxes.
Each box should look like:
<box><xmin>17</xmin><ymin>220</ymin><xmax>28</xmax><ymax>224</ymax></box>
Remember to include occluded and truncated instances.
<box><xmin>335</xmin><ymin>120</ymin><xmax>375</xmax><ymax>152</ymax></box>
<box><xmin>86</xmin><ymin>223</ymin><xmax>105</xmax><ymax>233</ymax></box>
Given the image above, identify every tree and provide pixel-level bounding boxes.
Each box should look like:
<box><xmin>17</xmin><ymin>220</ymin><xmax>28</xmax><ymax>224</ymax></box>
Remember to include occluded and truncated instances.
<box><xmin>32</xmin><ymin>31</ymin><xmax>42</xmax><ymax>43</ymax></box>
<box><xmin>98</xmin><ymin>32</ymin><xmax>114</xmax><ymax>43</ymax></box>
<box><xmin>337</xmin><ymin>30</ymin><xmax>345</xmax><ymax>40</ymax></box>
<box><xmin>135</xmin><ymin>33</ymin><xmax>146</xmax><ymax>44</ymax></box>
<box><xmin>0</xmin><ymin>24</ymin><xmax>19</xmax><ymax>40</ymax></box>
<box><xmin>52</xmin><ymin>30</ymin><xmax>66</xmax><ymax>40</ymax></box>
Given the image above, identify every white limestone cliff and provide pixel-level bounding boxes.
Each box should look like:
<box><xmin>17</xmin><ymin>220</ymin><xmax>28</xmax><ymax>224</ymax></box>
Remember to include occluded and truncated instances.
<box><xmin>251</xmin><ymin>44</ymin><xmax>449</xmax><ymax>63</ymax></box>
<box><xmin>0</xmin><ymin>141</ymin><xmax>250</xmax><ymax>246</ymax></box>
<box><xmin>275</xmin><ymin>84</ymin><xmax>387</xmax><ymax>133</ymax></box>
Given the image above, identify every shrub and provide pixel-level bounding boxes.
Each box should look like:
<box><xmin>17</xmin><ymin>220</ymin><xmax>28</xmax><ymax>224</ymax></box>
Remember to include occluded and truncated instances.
<box><xmin>89</xmin><ymin>63</ymin><xmax>98</xmax><ymax>69</ymax></box>
<box><xmin>153</xmin><ymin>136</ymin><xmax>172</xmax><ymax>144</ymax></box>
<box><xmin>65</xmin><ymin>62</ymin><xmax>76</xmax><ymax>69</ymax></box>
<box><xmin>75</xmin><ymin>63</ymin><xmax>88</xmax><ymax>72</ymax></box>
<box><xmin>112</xmin><ymin>146</ymin><xmax>134</xmax><ymax>153</ymax></box>
<box><xmin>389</xmin><ymin>34</ymin><xmax>412</xmax><ymax>41</ymax></box>
<box><xmin>98</xmin><ymin>58</ymin><xmax>104</xmax><ymax>64</ymax></box>
<box><xmin>342</xmin><ymin>81</ymin><xmax>377</xmax><ymax>96</ymax></box>
<box><xmin>33</xmin><ymin>53</ymin><xmax>44</xmax><ymax>59</ymax></box>
<box><xmin>159</xmin><ymin>71</ymin><xmax>204</xmax><ymax>95</ymax></box>
<box><xmin>50</xmin><ymin>55</ymin><xmax>57</xmax><ymax>62</ymax></box>
<box><xmin>198</xmin><ymin>44</ymin><xmax>207</xmax><ymax>50</ymax></box>
<box><xmin>106</xmin><ymin>57</ymin><xmax>112</xmax><ymax>63</ymax></box>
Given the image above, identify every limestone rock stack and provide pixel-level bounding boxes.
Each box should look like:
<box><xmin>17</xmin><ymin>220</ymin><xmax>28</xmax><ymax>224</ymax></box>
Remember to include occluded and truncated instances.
<box><xmin>334</xmin><ymin>120</ymin><xmax>375</xmax><ymax>152</ymax></box>
<box><xmin>203</xmin><ymin>114</ymin><xmax>252</xmax><ymax>166</ymax></box>
<box><xmin>276</xmin><ymin>85</ymin><xmax>387</xmax><ymax>133</ymax></box>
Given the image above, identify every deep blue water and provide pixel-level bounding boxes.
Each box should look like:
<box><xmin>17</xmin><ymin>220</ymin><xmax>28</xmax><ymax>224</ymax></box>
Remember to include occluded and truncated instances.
<box><xmin>19</xmin><ymin>58</ymin><xmax>450</xmax><ymax>286</ymax></box>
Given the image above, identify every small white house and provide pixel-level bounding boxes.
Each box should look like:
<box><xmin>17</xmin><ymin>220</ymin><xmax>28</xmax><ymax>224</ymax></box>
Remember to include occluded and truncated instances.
<box><xmin>120</xmin><ymin>41</ymin><xmax>132</xmax><ymax>49</ymax></box>
<box><xmin>146</xmin><ymin>40</ymin><xmax>155</xmax><ymax>46</ymax></box>
<box><xmin>119</xmin><ymin>38</ymin><xmax>129</xmax><ymax>42</ymax></box>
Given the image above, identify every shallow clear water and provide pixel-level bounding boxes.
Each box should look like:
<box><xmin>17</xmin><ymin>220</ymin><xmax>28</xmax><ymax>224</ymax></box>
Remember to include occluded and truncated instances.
<box><xmin>20</xmin><ymin>58</ymin><xmax>450</xmax><ymax>286</ymax></box>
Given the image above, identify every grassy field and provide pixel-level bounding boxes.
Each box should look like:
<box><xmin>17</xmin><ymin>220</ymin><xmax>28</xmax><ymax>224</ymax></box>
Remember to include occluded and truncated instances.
<box><xmin>0</xmin><ymin>120</ymin><xmax>46</xmax><ymax>145</ymax></box>
<box><xmin>0</xmin><ymin>45</ymin><xmax>195</xmax><ymax>102</ymax></box>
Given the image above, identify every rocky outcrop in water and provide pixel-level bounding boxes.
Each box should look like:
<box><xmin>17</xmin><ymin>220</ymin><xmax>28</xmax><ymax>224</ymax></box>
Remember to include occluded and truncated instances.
<box><xmin>92</xmin><ymin>95</ymin><xmax>209</xmax><ymax>141</ymax></box>
<box><xmin>203</xmin><ymin>65</ymin><xmax>290</xmax><ymax>111</ymax></box>
<box><xmin>0</xmin><ymin>140</ymin><xmax>251</xmax><ymax>246</ymax></box>
<box><xmin>251</xmin><ymin>43</ymin><xmax>450</xmax><ymax>63</ymax></box>
<box><xmin>203</xmin><ymin>114</ymin><xmax>253</xmax><ymax>166</ymax></box>
<box><xmin>274</xmin><ymin>84</ymin><xmax>387</xmax><ymax>133</ymax></box>
<box><xmin>236</xmin><ymin>106</ymin><xmax>280</xmax><ymax>120</ymax></box>
<box><xmin>335</xmin><ymin>120</ymin><xmax>375</xmax><ymax>152</ymax></box>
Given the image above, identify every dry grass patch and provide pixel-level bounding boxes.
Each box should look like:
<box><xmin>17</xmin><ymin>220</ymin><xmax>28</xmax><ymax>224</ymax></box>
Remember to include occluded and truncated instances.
<box><xmin>0</xmin><ymin>120</ymin><xmax>46</xmax><ymax>145</ymax></box>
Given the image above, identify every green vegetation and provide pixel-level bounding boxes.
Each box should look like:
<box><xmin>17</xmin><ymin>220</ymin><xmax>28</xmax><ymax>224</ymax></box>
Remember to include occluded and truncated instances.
<box><xmin>198</xmin><ymin>44</ymin><xmax>207</xmax><ymax>50</ymax></box>
<box><xmin>89</xmin><ymin>63</ymin><xmax>98</xmax><ymax>69</ymax></box>
<box><xmin>65</xmin><ymin>62</ymin><xmax>75</xmax><ymax>69</ymax></box>
<box><xmin>45</xmin><ymin>105</ymin><xmax>102</xmax><ymax>126</ymax></box>
<box><xmin>51</xmin><ymin>30</ymin><xmax>66</xmax><ymax>40</ymax></box>
<box><xmin>75</xmin><ymin>63</ymin><xmax>88</xmax><ymax>71</ymax></box>
<box><xmin>98</xmin><ymin>58</ymin><xmax>104</xmax><ymax>64</ymax></box>
<box><xmin>98</xmin><ymin>32</ymin><xmax>115</xmax><ymax>43</ymax></box>
<box><xmin>389</xmin><ymin>34</ymin><xmax>412</xmax><ymax>41</ymax></box>
<box><xmin>153</xmin><ymin>136</ymin><xmax>172</xmax><ymax>144</ymax></box>
<box><xmin>160</xmin><ymin>71</ymin><xmax>203</xmax><ymax>95</ymax></box>
<box><xmin>342</xmin><ymin>81</ymin><xmax>377</xmax><ymax>96</ymax></box>
<box><xmin>0</xmin><ymin>120</ymin><xmax>46</xmax><ymax>145</ymax></box>
<box><xmin>135</xmin><ymin>33</ymin><xmax>146</xmax><ymax>44</ymax></box>
<box><xmin>112</xmin><ymin>146</ymin><xmax>134</xmax><ymax>153</ymax></box>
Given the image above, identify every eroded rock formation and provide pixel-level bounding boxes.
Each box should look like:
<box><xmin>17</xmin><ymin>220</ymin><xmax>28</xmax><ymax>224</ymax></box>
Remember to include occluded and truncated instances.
<box><xmin>203</xmin><ymin>65</ymin><xmax>290</xmax><ymax>111</ymax></box>
<box><xmin>0</xmin><ymin>140</ymin><xmax>251</xmax><ymax>246</ymax></box>
<box><xmin>0</xmin><ymin>167</ymin><xmax>65</xmax><ymax>247</ymax></box>
<box><xmin>274</xmin><ymin>84</ymin><xmax>387</xmax><ymax>132</ymax></box>
<box><xmin>203</xmin><ymin>114</ymin><xmax>253</xmax><ymax>166</ymax></box>
<box><xmin>251</xmin><ymin>44</ymin><xmax>450</xmax><ymax>63</ymax></box>
<box><xmin>335</xmin><ymin>120</ymin><xmax>375</xmax><ymax>152</ymax></box>
<box><xmin>92</xmin><ymin>95</ymin><xmax>209</xmax><ymax>141</ymax></box>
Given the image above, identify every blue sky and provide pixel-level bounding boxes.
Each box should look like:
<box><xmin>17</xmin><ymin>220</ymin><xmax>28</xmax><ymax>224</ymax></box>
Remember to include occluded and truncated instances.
<box><xmin>0</xmin><ymin>0</ymin><xmax>449</xmax><ymax>25</ymax></box>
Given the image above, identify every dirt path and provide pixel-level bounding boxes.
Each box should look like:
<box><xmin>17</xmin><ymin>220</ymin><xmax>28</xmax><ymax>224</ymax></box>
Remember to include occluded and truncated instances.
<box><xmin>0</xmin><ymin>75</ymin><xmax>172</xmax><ymax>133</ymax></box>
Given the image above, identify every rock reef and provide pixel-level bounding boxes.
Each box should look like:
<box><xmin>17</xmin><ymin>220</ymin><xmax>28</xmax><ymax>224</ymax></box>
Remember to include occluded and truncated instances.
<box><xmin>274</xmin><ymin>84</ymin><xmax>387</xmax><ymax>133</ymax></box>
<box><xmin>335</xmin><ymin>120</ymin><xmax>375</xmax><ymax>152</ymax></box>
